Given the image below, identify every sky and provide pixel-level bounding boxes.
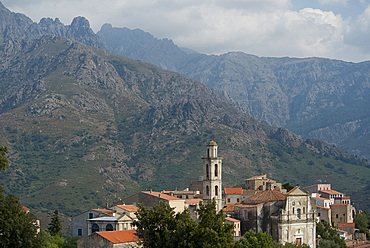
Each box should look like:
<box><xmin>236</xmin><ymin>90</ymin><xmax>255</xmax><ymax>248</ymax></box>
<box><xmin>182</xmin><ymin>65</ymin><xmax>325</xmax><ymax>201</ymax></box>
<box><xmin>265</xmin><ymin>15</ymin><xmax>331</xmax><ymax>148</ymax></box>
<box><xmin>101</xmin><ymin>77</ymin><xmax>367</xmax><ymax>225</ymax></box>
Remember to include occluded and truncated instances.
<box><xmin>2</xmin><ymin>0</ymin><xmax>370</xmax><ymax>62</ymax></box>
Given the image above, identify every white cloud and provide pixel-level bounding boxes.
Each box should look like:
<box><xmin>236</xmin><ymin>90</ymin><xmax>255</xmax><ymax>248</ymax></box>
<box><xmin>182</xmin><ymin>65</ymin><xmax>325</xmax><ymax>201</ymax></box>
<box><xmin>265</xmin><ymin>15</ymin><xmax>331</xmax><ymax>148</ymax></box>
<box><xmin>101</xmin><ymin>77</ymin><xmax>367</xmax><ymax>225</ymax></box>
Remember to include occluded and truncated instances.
<box><xmin>2</xmin><ymin>0</ymin><xmax>370</xmax><ymax>62</ymax></box>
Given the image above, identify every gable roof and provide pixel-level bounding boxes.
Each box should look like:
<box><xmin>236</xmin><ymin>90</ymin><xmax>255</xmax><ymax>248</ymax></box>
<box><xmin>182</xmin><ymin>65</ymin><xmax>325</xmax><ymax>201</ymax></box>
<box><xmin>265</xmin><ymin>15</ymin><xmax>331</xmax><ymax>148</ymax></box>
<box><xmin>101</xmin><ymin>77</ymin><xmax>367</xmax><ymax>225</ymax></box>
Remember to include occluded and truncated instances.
<box><xmin>286</xmin><ymin>186</ymin><xmax>309</xmax><ymax>196</ymax></box>
<box><xmin>92</xmin><ymin>209</ymin><xmax>116</xmax><ymax>216</ymax></box>
<box><xmin>242</xmin><ymin>188</ymin><xmax>286</xmax><ymax>204</ymax></box>
<box><xmin>225</xmin><ymin>217</ymin><xmax>240</xmax><ymax>223</ymax></box>
<box><xmin>97</xmin><ymin>230</ymin><xmax>141</xmax><ymax>244</ymax></box>
<box><xmin>223</xmin><ymin>204</ymin><xmax>235</xmax><ymax>212</ymax></box>
<box><xmin>319</xmin><ymin>189</ymin><xmax>343</xmax><ymax>195</ymax></box>
<box><xmin>116</xmin><ymin>205</ymin><xmax>139</xmax><ymax>212</ymax></box>
<box><xmin>245</xmin><ymin>174</ymin><xmax>267</xmax><ymax>181</ymax></box>
<box><xmin>224</xmin><ymin>187</ymin><xmax>243</xmax><ymax>195</ymax></box>
<box><xmin>142</xmin><ymin>191</ymin><xmax>183</xmax><ymax>201</ymax></box>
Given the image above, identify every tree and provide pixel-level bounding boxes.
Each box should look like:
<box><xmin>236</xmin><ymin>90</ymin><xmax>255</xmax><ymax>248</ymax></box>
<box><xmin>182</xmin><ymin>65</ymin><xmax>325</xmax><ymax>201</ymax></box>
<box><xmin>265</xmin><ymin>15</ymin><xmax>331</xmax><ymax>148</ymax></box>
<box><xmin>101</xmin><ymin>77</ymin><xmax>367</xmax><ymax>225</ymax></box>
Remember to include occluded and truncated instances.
<box><xmin>133</xmin><ymin>199</ymin><xmax>234</xmax><ymax>248</ymax></box>
<box><xmin>196</xmin><ymin>199</ymin><xmax>234</xmax><ymax>248</ymax></box>
<box><xmin>316</xmin><ymin>222</ymin><xmax>346</xmax><ymax>248</ymax></box>
<box><xmin>0</xmin><ymin>188</ymin><xmax>40</xmax><ymax>248</ymax></box>
<box><xmin>48</xmin><ymin>210</ymin><xmax>62</xmax><ymax>236</ymax></box>
<box><xmin>354</xmin><ymin>210</ymin><xmax>369</xmax><ymax>238</ymax></box>
<box><xmin>0</xmin><ymin>146</ymin><xmax>8</xmax><ymax>172</ymax></box>
<box><xmin>233</xmin><ymin>230</ymin><xmax>310</xmax><ymax>248</ymax></box>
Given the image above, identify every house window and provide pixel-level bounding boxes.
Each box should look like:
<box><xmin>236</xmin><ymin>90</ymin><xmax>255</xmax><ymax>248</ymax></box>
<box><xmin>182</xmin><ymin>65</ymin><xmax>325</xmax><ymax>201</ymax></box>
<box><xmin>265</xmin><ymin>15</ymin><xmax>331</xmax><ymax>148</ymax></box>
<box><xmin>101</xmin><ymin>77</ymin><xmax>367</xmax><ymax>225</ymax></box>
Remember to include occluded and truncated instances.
<box><xmin>318</xmin><ymin>212</ymin><xmax>321</xmax><ymax>217</ymax></box>
<box><xmin>237</xmin><ymin>198</ymin><xmax>240</xmax><ymax>203</ymax></box>
<box><xmin>106</xmin><ymin>224</ymin><xmax>114</xmax><ymax>231</ymax></box>
<box><xmin>206</xmin><ymin>164</ymin><xmax>209</xmax><ymax>180</ymax></box>
<box><xmin>92</xmin><ymin>224</ymin><xmax>99</xmax><ymax>233</ymax></box>
<box><xmin>293</xmin><ymin>207</ymin><xmax>295</xmax><ymax>214</ymax></box>
<box><xmin>336</xmin><ymin>214</ymin><xmax>339</xmax><ymax>218</ymax></box>
<box><xmin>89</xmin><ymin>213</ymin><xmax>94</xmax><ymax>219</ymax></box>
<box><xmin>228</xmin><ymin>198</ymin><xmax>230</xmax><ymax>203</ymax></box>
<box><xmin>297</xmin><ymin>209</ymin><xmax>301</xmax><ymax>219</ymax></box>
<box><xmin>303</xmin><ymin>207</ymin><xmax>305</xmax><ymax>214</ymax></box>
<box><xmin>206</xmin><ymin>186</ymin><xmax>209</xmax><ymax>196</ymax></box>
<box><xmin>215</xmin><ymin>185</ymin><xmax>219</xmax><ymax>196</ymax></box>
<box><xmin>78</xmin><ymin>229</ymin><xmax>82</xmax><ymax>236</ymax></box>
<box><xmin>215</xmin><ymin>164</ymin><xmax>218</xmax><ymax>177</ymax></box>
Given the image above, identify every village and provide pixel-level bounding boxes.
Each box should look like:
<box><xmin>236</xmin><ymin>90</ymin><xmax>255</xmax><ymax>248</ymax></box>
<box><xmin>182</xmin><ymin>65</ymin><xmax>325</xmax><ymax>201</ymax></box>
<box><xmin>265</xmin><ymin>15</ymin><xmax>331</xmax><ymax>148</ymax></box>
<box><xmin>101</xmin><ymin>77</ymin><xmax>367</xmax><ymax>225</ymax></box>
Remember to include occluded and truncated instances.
<box><xmin>72</xmin><ymin>141</ymin><xmax>367</xmax><ymax>248</ymax></box>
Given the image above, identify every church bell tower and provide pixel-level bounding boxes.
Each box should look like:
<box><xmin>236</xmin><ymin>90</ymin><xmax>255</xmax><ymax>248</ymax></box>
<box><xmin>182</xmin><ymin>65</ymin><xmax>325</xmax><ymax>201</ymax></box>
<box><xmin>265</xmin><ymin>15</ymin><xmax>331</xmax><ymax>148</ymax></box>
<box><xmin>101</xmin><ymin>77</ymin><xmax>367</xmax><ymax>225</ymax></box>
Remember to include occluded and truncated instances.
<box><xmin>202</xmin><ymin>141</ymin><xmax>223</xmax><ymax>211</ymax></box>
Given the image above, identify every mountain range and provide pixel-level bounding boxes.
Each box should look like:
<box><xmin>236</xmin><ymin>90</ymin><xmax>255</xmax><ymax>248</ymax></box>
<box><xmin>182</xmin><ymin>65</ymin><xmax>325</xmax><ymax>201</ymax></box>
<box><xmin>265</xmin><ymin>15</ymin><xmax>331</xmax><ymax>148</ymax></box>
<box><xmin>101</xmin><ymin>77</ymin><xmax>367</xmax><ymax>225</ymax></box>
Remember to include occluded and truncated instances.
<box><xmin>98</xmin><ymin>23</ymin><xmax>370</xmax><ymax>161</ymax></box>
<box><xmin>0</xmin><ymin>1</ymin><xmax>369</xmax><ymax>217</ymax></box>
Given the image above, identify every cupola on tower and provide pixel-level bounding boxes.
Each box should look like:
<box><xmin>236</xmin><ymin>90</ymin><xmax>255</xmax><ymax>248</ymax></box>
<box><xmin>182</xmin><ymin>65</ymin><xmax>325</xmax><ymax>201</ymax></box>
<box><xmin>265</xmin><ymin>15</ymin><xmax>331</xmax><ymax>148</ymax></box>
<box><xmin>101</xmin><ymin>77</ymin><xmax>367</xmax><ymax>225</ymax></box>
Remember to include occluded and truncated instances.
<box><xmin>202</xmin><ymin>141</ymin><xmax>223</xmax><ymax>211</ymax></box>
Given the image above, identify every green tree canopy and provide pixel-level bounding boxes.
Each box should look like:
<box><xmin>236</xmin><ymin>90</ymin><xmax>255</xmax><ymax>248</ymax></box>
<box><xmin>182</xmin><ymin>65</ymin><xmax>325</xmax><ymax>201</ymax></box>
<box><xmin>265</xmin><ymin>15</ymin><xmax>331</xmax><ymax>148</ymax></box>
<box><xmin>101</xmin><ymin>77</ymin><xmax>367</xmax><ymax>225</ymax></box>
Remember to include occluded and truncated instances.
<box><xmin>0</xmin><ymin>146</ymin><xmax>8</xmax><ymax>172</ymax></box>
<box><xmin>133</xmin><ymin>199</ymin><xmax>234</xmax><ymax>248</ymax></box>
<box><xmin>316</xmin><ymin>221</ymin><xmax>346</xmax><ymax>248</ymax></box>
<box><xmin>48</xmin><ymin>210</ymin><xmax>62</xmax><ymax>236</ymax></box>
<box><xmin>0</xmin><ymin>188</ymin><xmax>40</xmax><ymax>248</ymax></box>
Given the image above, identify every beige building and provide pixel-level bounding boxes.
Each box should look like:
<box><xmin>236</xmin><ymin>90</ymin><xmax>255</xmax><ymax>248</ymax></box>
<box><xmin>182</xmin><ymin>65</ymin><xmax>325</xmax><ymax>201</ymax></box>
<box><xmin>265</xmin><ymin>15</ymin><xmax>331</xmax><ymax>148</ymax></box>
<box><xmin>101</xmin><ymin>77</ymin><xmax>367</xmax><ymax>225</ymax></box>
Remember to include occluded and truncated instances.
<box><xmin>331</xmin><ymin>204</ymin><xmax>355</xmax><ymax>227</ymax></box>
<box><xmin>234</xmin><ymin>187</ymin><xmax>316</xmax><ymax>247</ymax></box>
<box><xmin>244</xmin><ymin>174</ymin><xmax>283</xmax><ymax>192</ymax></box>
<box><xmin>225</xmin><ymin>217</ymin><xmax>241</xmax><ymax>241</ymax></box>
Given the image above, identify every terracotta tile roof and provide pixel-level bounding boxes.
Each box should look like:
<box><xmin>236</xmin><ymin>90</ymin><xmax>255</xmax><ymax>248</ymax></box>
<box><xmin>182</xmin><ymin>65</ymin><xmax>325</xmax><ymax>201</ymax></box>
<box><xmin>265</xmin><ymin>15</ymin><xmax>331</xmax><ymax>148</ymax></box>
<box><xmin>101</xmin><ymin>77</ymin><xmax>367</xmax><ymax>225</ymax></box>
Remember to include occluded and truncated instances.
<box><xmin>223</xmin><ymin>204</ymin><xmax>235</xmax><ymax>212</ymax></box>
<box><xmin>320</xmin><ymin>189</ymin><xmax>343</xmax><ymax>195</ymax></box>
<box><xmin>116</xmin><ymin>205</ymin><xmax>139</xmax><ymax>212</ymax></box>
<box><xmin>22</xmin><ymin>206</ymin><xmax>30</xmax><ymax>212</ymax></box>
<box><xmin>331</xmin><ymin>204</ymin><xmax>349</xmax><ymax>206</ymax></box>
<box><xmin>245</xmin><ymin>174</ymin><xmax>267</xmax><ymax>181</ymax></box>
<box><xmin>242</xmin><ymin>190</ymin><xmax>257</xmax><ymax>196</ymax></box>
<box><xmin>225</xmin><ymin>217</ymin><xmax>240</xmax><ymax>223</ymax></box>
<box><xmin>338</xmin><ymin>223</ymin><xmax>355</xmax><ymax>227</ymax></box>
<box><xmin>185</xmin><ymin>198</ymin><xmax>202</xmax><ymax>204</ymax></box>
<box><xmin>92</xmin><ymin>209</ymin><xmax>116</xmax><ymax>216</ymax></box>
<box><xmin>97</xmin><ymin>230</ymin><xmax>141</xmax><ymax>244</ymax></box>
<box><xmin>224</xmin><ymin>187</ymin><xmax>243</xmax><ymax>195</ymax></box>
<box><xmin>142</xmin><ymin>191</ymin><xmax>184</xmax><ymax>201</ymax></box>
<box><xmin>242</xmin><ymin>189</ymin><xmax>286</xmax><ymax>204</ymax></box>
<box><xmin>317</xmin><ymin>206</ymin><xmax>330</xmax><ymax>210</ymax></box>
<box><xmin>163</xmin><ymin>190</ymin><xmax>195</xmax><ymax>195</ymax></box>
<box><xmin>286</xmin><ymin>186</ymin><xmax>299</xmax><ymax>195</ymax></box>
<box><xmin>235</xmin><ymin>203</ymin><xmax>264</xmax><ymax>208</ymax></box>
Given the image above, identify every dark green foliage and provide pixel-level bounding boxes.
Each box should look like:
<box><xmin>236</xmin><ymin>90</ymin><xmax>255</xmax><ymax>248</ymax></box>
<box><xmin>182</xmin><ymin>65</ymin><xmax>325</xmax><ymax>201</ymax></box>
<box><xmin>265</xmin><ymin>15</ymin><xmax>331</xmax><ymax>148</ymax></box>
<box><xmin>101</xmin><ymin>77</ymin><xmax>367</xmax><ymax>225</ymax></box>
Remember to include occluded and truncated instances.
<box><xmin>354</xmin><ymin>211</ymin><xmax>369</xmax><ymax>238</ymax></box>
<box><xmin>48</xmin><ymin>210</ymin><xmax>62</xmax><ymax>236</ymax></box>
<box><xmin>316</xmin><ymin>222</ymin><xmax>346</xmax><ymax>248</ymax></box>
<box><xmin>0</xmin><ymin>187</ymin><xmax>40</xmax><ymax>248</ymax></box>
<box><xmin>133</xmin><ymin>199</ymin><xmax>234</xmax><ymax>248</ymax></box>
<box><xmin>0</xmin><ymin>146</ymin><xmax>8</xmax><ymax>171</ymax></box>
<box><xmin>233</xmin><ymin>230</ymin><xmax>310</xmax><ymax>248</ymax></box>
<box><xmin>282</xmin><ymin>183</ymin><xmax>295</xmax><ymax>192</ymax></box>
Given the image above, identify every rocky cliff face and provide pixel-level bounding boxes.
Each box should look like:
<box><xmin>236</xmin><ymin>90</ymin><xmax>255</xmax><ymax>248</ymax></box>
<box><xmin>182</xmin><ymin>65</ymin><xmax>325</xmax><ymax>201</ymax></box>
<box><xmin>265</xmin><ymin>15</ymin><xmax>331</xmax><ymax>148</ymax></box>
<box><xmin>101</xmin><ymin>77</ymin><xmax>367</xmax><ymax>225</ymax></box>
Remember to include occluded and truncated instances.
<box><xmin>96</xmin><ymin>25</ymin><xmax>370</xmax><ymax>160</ymax></box>
<box><xmin>0</xmin><ymin>2</ymin><xmax>103</xmax><ymax>48</ymax></box>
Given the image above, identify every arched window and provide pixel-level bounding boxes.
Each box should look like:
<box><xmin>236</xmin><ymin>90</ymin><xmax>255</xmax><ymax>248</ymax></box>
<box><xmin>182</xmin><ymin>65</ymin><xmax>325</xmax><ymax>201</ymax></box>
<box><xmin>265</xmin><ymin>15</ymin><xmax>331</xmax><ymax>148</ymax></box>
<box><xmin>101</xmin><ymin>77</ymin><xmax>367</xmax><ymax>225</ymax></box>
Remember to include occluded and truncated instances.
<box><xmin>215</xmin><ymin>185</ymin><xmax>218</xmax><ymax>196</ymax></box>
<box><xmin>206</xmin><ymin>164</ymin><xmax>209</xmax><ymax>180</ymax></box>
<box><xmin>292</xmin><ymin>207</ymin><xmax>295</xmax><ymax>214</ymax></box>
<box><xmin>92</xmin><ymin>223</ymin><xmax>99</xmax><ymax>233</ymax></box>
<box><xmin>215</xmin><ymin>164</ymin><xmax>218</xmax><ymax>177</ymax></box>
<box><xmin>297</xmin><ymin>208</ymin><xmax>301</xmax><ymax>219</ymax></box>
<box><xmin>206</xmin><ymin>185</ymin><xmax>209</xmax><ymax>196</ymax></box>
<box><xmin>106</xmin><ymin>224</ymin><xmax>114</xmax><ymax>231</ymax></box>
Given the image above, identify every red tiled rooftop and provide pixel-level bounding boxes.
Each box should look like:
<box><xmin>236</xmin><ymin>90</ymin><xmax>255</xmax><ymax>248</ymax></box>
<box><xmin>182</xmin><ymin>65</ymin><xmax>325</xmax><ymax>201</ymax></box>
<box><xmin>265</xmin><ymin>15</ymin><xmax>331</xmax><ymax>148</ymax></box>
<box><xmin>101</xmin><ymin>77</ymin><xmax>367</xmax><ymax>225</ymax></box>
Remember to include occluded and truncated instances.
<box><xmin>142</xmin><ymin>191</ymin><xmax>184</xmax><ymax>201</ymax></box>
<box><xmin>319</xmin><ymin>189</ymin><xmax>343</xmax><ymax>195</ymax></box>
<box><xmin>235</xmin><ymin>203</ymin><xmax>264</xmax><ymax>208</ymax></box>
<box><xmin>338</xmin><ymin>223</ymin><xmax>355</xmax><ymax>228</ymax></box>
<box><xmin>97</xmin><ymin>230</ymin><xmax>141</xmax><ymax>244</ymax></box>
<box><xmin>242</xmin><ymin>188</ymin><xmax>286</xmax><ymax>204</ymax></box>
<box><xmin>317</xmin><ymin>206</ymin><xmax>330</xmax><ymax>210</ymax></box>
<box><xmin>116</xmin><ymin>205</ymin><xmax>139</xmax><ymax>212</ymax></box>
<box><xmin>22</xmin><ymin>206</ymin><xmax>30</xmax><ymax>212</ymax></box>
<box><xmin>224</xmin><ymin>187</ymin><xmax>243</xmax><ymax>195</ymax></box>
<box><xmin>242</xmin><ymin>190</ymin><xmax>257</xmax><ymax>196</ymax></box>
<box><xmin>185</xmin><ymin>198</ymin><xmax>202</xmax><ymax>204</ymax></box>
<box><xmin>223</xmin><ymin>204</ymin><xmax>235</xmax><ymax>212</ymax></box>
<box><xmin>92</xmin><ymin>209</ymin><xmax>116</xmax><ymax>216</ymax></box>
<box><xmin>225</xmin><ymin>217</ymin><xmax>240</xmax><ymax>223</ymax></box>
